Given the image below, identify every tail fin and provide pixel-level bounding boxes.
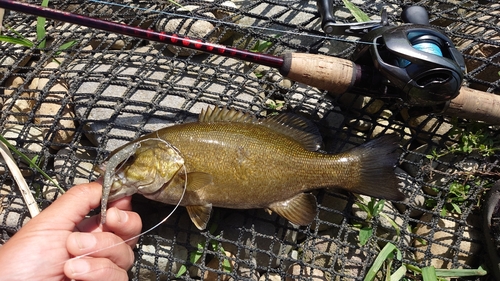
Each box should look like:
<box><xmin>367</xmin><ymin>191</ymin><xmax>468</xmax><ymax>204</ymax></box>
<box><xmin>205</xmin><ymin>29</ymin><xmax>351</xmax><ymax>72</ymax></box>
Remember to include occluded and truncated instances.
<box><xmin>345</xmin><ymin>135</ymin><xmax>405</xmax><ymax>201</ymax></box>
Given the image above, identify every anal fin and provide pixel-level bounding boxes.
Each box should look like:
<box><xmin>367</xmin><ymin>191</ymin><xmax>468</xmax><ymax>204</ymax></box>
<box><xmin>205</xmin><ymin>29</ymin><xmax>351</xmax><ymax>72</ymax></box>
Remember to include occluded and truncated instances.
<box><xmin>268</xmin><ymin>193</ymin><xmax>317</xmax><ymax>226</ymax></box>
<box><xmin>186</xmin><ymin>204</ymin><xmax>213</xmax><ymax>230</ymax></box>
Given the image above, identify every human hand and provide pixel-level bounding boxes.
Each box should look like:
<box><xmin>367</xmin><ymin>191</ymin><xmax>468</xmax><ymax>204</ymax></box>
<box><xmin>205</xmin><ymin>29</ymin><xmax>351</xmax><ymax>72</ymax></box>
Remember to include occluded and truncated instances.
<box><xmin>0</xmin><ymin>182</ymin><xmax>142</xmax><ymax>281</ymax></box>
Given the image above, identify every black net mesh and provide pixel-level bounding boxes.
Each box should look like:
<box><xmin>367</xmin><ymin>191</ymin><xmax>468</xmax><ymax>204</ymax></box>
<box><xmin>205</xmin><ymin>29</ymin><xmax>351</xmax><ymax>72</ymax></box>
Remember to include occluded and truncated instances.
<box><xmin>0</xmin><ymin>0</ymin><xmax>499</xmax><ymax>280</ymax></box>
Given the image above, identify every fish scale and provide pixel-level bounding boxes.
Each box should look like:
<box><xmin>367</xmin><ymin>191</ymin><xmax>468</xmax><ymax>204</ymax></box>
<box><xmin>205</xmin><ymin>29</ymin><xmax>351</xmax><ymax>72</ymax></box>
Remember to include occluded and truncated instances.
<box><xmin>100</xmin><ymin>107</ymin><xmax>404</xmax><ymax>230</ymax></box>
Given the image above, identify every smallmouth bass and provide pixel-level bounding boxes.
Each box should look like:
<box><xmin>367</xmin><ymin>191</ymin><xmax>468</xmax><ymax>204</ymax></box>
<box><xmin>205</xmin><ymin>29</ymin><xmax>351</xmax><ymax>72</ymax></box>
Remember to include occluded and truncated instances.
<box><xmin>98</xmin><ymin>107</ymin><xmax>404</xmax><ymax>230</ymax></box>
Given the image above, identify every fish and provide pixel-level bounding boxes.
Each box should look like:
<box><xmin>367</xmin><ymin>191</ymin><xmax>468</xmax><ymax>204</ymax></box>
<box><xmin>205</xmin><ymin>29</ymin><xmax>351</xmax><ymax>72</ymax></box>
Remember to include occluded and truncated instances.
<box><xmin>97</xmin><ymin>106</ymin><xmax>405</xmax><ymax>230</ymax></box>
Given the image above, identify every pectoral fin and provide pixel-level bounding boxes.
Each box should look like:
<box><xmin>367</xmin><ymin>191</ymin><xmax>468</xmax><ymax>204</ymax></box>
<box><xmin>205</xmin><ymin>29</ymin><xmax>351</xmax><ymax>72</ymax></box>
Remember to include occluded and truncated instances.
<box><xmin>186</xmin><ymin>204</ymin><xmax>213</xmax><ymax>230</ymax></box>
<box><xmin>185</xmin><ymin>172</ymin><xmax>213</xmax><ymax>191</ymax></box>
<box><xmin>268</xmin><ymin>193</ymin><xmax>317</xmax><ymax>226</ymax></box>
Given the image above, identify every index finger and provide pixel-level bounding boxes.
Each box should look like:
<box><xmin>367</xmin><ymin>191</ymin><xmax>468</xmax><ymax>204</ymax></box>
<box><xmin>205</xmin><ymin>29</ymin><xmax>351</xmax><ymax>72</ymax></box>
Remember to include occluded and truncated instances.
<box><xmin>29</xmin><ymin>182</ymin><xmax>103</xmax><ymax>231</ymax></box>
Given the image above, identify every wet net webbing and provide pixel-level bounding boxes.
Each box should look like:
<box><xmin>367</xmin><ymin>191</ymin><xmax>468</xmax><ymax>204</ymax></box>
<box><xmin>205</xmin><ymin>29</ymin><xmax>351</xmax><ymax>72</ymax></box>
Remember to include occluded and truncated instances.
<box><xmin>0</xmin><ymin>0</ymin><xmax>499</xmax><ymax>280</ymax></box>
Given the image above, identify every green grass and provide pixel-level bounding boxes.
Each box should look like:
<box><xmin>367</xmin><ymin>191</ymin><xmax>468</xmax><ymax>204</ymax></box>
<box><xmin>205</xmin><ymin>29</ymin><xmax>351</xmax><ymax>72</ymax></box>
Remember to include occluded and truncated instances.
<box><xmin>342</xmin><ymin>0</ymin><xmax>371</xmax><ymax>22</ymax></box>
<box><xmin>0</xmin><ymin>134</ymin><xmax>64</xmax><ymax>194</ymax></box>
<box><xmin>353</xmin><ymin>197</ymin><xmax>401</xmax><ymax>246</ymax></box>
<box><xmin>364</xmin><ymin>243</ymin><xmax>488</xmax><ymax>281</ymax></box>
<box><xmin>175</xmin><ymin>215</ymin><xmax>231</xmax><ymax>277</ymax></box>
<box><xmin>0</xmin><ymin>0</ymin><xmax>77</xmax><ymax>56</ymax></box>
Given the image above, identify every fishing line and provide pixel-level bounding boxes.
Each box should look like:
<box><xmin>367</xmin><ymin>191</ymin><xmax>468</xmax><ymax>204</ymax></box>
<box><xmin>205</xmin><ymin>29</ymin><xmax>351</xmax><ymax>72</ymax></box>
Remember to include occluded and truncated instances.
<box><xmin>86</xmin><ymin>0</ymin><xmax>379</xmax><ymax>46</ymax></box>
<box><xmin>51</xmin><ymin>137</ymin><xmax>187</xmax><ymax>273</ymax></box>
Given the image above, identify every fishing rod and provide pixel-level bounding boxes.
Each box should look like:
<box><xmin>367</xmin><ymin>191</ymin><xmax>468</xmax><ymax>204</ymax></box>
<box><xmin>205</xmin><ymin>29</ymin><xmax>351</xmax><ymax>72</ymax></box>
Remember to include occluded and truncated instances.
<box><xmin>0</xmin><ymin>0</ymin><xmax>499</xmax><ymax>124</ymax></box>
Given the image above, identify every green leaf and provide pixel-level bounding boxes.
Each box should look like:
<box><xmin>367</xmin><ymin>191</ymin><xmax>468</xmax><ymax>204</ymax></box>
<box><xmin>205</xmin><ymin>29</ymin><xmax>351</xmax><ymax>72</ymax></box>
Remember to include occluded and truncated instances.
<box><xmin>57</xmin><ymin>40</ymin><xmax>78</xmax><ymax>52</ymax></box>
<box><xmin>372</xmin><ymin>199</ymin><xmax>386</xmax><ymax>217</ymax></box>
<box><xmin>176</xmin><ymin>242</ymin><xmax>205</xmax><ymax>277</ymax></box>
<box><xmin>359</xmin><ymin>227</ymin><xmax>373</xmax><ymax>246</ymax></box>
<box><xmin>192</xmin><ymin>247</ymin><xmax>204</xmax><ymax>264</ymax></box>
<box><xmin>390</xmin><ymin>265</ymin><xmax>407</xmax><ymax>281</ymax></box>
<box><xmin>36</xmin><ymin>0</ymin><xmax>50</xmax><ymax>49</ymax></box>
<box><xmin>0</xmin><ymin>134</ymin><xmax>64</xmax><ymax>194</ymax></box>
<box><xmin>364</xmin><ymin>243</ymin><xmax>397</xmax><ymax>281</ymax></box>
<box><xmin>421</xmin><ymin>266</ymin><xmax>438</xmax><ymax>281</ymax></box>
<box><xmin>450</xmin><ymin>202</ymin><xmax>462</xmax><ymax>214</ymax></box>
<box><xmin>355</xmin><ymin>201</ymin><xmax>370</xmax><ymax>214</ymax></box>
<box><xmin>175</xmin><ymin>265</ymin><xmax>188</xmax><ymax>278</ymax></box>
<box><xmin>29</xmin><ymin>155</ymin><xmax>39</xmax><ymax>169</ymax></box>
<box><xmin>434</xmin><ymin>265</ymin><xmax>488</xmax><ymax>277</ymax></box>
<box><xmin>380</xmin><ymin>213</ymin><xmax>401</xmax><ymax>238</ymax></box>
<box><xmin>342</xmin><ymin>0</ymin><xmax>371</xmax><ymax>22</ymax></box>
<box><xmin>0</xmin><ymin>35</ymin><xmax>34</xmax><ymax>47</ymax></box>
<box><xmin>440</xmin><ymin>207</ymin><xmax>448</xmax><ymax>217</ymax></box>
<box><xmin>222</xmin><ymin>256</ymin><xmax>232</xmax><ymax>273</ymax></box>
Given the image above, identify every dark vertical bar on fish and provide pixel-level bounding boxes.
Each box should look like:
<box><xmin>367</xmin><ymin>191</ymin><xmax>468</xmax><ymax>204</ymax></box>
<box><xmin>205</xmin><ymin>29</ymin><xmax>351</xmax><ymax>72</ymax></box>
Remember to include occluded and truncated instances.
<box><xmin>0</xmin><ymin>0</ymin><xmax>284</xmax><ymax>68</ymax></box>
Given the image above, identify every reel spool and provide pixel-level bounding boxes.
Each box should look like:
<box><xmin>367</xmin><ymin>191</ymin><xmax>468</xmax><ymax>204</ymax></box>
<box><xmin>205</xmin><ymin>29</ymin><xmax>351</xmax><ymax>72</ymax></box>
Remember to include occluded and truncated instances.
<box><xmin>352</xmin><ymin>6</ymin><xmax>466</xmax><ymax>108</ymax></box>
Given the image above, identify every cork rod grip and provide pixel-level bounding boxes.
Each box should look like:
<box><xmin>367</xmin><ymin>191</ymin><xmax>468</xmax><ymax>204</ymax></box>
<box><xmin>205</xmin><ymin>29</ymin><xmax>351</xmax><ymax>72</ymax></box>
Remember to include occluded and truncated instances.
<box><xmin>279</xmin><ymin>53</ymin><xmax>356</xmax><ymax>95</ymax></box>
<box><xmin>445</xmin><ymin>87</ymin><xmax>500</xmax><ymax>124</ymax></box>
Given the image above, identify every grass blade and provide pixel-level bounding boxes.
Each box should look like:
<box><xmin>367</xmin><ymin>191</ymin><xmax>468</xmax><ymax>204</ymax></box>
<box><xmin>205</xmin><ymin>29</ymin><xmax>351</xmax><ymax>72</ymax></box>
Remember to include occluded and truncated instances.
<box><xmin>36</xmin><ymin>0</ymin><xmax>50</xmax><ymax>49</ymax></box>
<box><xmin>435</xmin><ymin>265</ymin><xmax>488</xmax><ymax>277</ymax></box>
<box><xmin>390</xmin><ymin>265</ymin><xmax>407</xmax><ymax>281</ymax></box>
<box><xmin>359</xmin><ymin>226</ymin><xmax>372</xmax><ymax>246</ymax></box>
<box><xmin>57</xmin><ymin>40</ymin><xmax>78</xmax><ymax>51</ymax></box>
<box><xmin>0</xmin><ymin>35</ymin><xmax>33</xmax><ymax>47</ymax></box>
<box><xmin>421</xmin><ymin>266</ymin><xmax>438</xmax><ymax>281</ymax></box>
<box><xmin>0</xmin><ymin>142</ymin><xmax>40</xmax><ymax>217</ymax></box>
<box><xmin>0</xmin><ymin>134</ymin><xmax>64</xmax><ymax>193</ymax></box>
<box><xmin>364</xmin><ymin>242</ymin><xmax>397</xmax><ymax>281</ymax></box>
<box><xmin>342</xmin><ymin>0</ymin><xmax>371</xmax><ymax>22</ymax></box>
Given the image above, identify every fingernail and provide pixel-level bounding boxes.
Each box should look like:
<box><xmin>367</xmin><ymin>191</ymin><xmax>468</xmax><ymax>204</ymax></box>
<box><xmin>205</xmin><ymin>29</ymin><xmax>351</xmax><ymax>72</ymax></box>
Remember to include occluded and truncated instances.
<box><xmin>113</xmin><ymin>208</ymin><xmax>128</xmax><ymax>223</ymax></box>
<box><xmin>75</xmin><ymin>233</ymin><xmax>96</xmax><ymax>250</ymax></box>
<box><xmin>68</xmin><ymin>258</ymin><xmax>90</xmax><ymax>275</ymax></box>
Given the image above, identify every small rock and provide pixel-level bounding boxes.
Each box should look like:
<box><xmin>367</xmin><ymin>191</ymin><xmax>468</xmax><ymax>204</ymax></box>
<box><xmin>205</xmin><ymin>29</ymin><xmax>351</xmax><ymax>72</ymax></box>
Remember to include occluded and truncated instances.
<box><xmin>42</xmin><ymin>178</ymin><xmax>61</xmax><ymax>201</ymax></box>
<box><xmin>313</xmin><ymin>191</ymin><xmax>348</xmax><ymax>231</ymax></box>
<box><xmin>337</xmin><ymin>94</ymin><xmax>384</xmax><ymax>114</ymax></box>
<box><xmin>54</xmin><ymin>142</ymin><xmax>98</xmax><ymax>186</ymax></box>
<box><xmin>286</xmin><ymin>263</ymin><xmax>327</xmax><ymax>281</ymax></box>
<box><xmin>0</xmin><ymin>196</ymin><xmax>31</xmax><ymax>231</ymax></box>
<box><xmin>301</xmin><ymin>227</ymin><xmax>340</xmax><ymax>269</ymax></box>
<box><xmin>34</xmin><ymin>61</ymin><xmax>76</xmax><ymax>148</ymax></box>
<box><xmin>347</xmin><ymin>115</ymin><xmax>372</xmax><ymax>132</ymax></box>
<box><xmin>89</xmin><ymin>32</ymin><xmax>132</xmax><ymax>50</ymax></box>
<box><xmin>219</xmin><ymin>209</ymin><xmax>298</xmax><ymax>268</ymax></box>
<box><xmin>259</xmin><ymin>273</ymin><xmax>281</xmax><ymax>281</ymax></box>
<box><xmin>407</xmin><ymin>115</ymin><xmax>453</xmax><ymax>144</ymax></box>
<box><xmin>204</xmin><ymin>251</ymin><xmax>235</xmax><ymax>281</ymax></box>
<box><xmin>393</xmin><ymin>168</ymin><xmax>426</xmax><ymax>218</ymax></box>
<box><xmin>229</xmin><ymin>256</ymin><xmax>260</xmax><ymax>281</ymax></box>
<box><xmin>131</xmin><ymin>239</ymin><xmax>188</xmax><ymax>279</ymax></box>
<box><xmin>2</xmin><ymin>76</ymin><xmax>35</xmax><ymax>126</ymax></box>
<box><xmin>0</xmin><ymin>48</ymin><xmax>31</xmax><ymax>79</ymax></box>
<box><xmin>214</xmin><ymin>1</ymin><xmax>237</xmax><ymax>20</ymax></box>
<box><xmin>414</xmin><ymin>212</ymin><xmax>482</xmax><ymax>269</ymax></box>
<box><xmin>0</xmin><ymin>125</ymin><xmax>44</xmax><ymax>176</ymax></box>
<box><xmin>371</xmin><ymin>118</ymin><xmax>411</xmax><ymax>141</ymax></box>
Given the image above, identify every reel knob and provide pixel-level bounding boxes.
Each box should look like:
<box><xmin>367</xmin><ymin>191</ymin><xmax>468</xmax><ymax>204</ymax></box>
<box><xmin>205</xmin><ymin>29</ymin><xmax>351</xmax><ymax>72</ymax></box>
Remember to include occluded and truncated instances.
<box><xmin>401</xmin><ymin>6</ymin><xmax>429</xmax><ymax>25</ymax></box>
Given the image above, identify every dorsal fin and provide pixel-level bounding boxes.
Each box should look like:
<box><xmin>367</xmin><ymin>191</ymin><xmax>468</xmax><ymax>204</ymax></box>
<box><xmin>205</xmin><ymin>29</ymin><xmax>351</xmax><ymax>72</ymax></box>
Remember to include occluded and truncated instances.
<box><xmin>260</xmin><ymin>113</ymin><xmax>322</xmax><ymax>151</ymax></box>
<box><xmin>199</xmin><ymin>106</ymin><xmax>257</xmax><ymax>123</ymax></box>
<box><xmin>199</xmin><ymin>107</ymin><xmax>322</xmax><ymax>151</ymax></box>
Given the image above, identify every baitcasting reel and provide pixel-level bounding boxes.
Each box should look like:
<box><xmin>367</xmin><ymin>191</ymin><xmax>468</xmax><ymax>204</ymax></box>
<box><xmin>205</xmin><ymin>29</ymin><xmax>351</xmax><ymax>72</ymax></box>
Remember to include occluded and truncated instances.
<box><xmin>317</xmin><ymin>3</ymin><xmax>466</xmax><ymax>109</ymax></box>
